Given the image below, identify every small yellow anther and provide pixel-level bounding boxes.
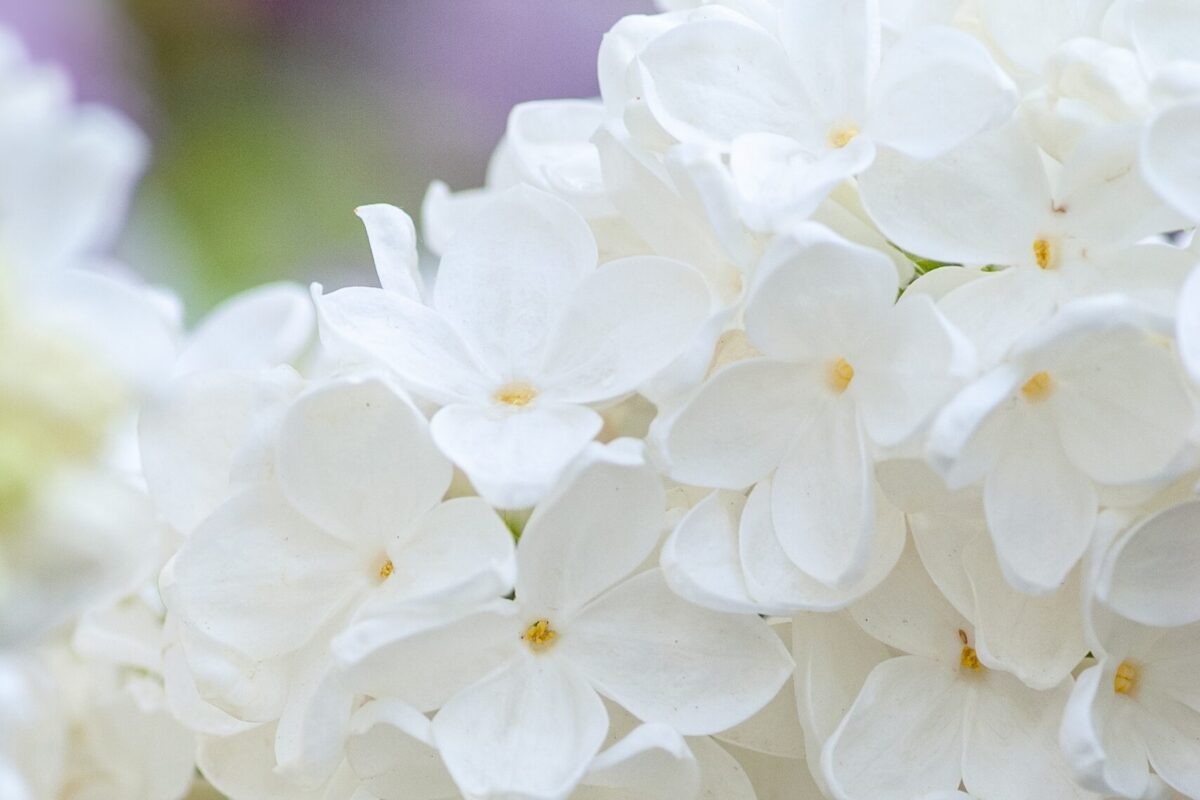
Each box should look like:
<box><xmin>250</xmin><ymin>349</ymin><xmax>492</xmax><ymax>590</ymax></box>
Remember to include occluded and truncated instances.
<box><xmin>1033</xmin><ymin>238</ymin><xmax>1055</xmax><ymax>269</ymax></box>
<box><xmin>828</xmin><ymin>358</ymin><xmax>855</xmax><ymax>393</ymax></box>
<box><xmin>829</xmin><ymin>126</ymin><xmax>860</xmax><ymax>149</ymax></box>
<box><xmin>1020</xmin><ymin>371</ymin><xmax>1053</xmax><ymax>402</ymax></box>
<box><xmin>378</xmin><ymin>559</ymin><xmax>394</xmax><ymax>580</ymax></box>
<box><xmin>522</xmin><ymin>619</ymin><xmax>558</xmax><ymax>652</ymax></box>
<box><xmin>959</xmin><ymin>629</ymin><xmax>984</xmax><ymax>672</ymax></box>
<box><xmin>1114</xmin><ymin>660</ymin><xmax>1138</xmax><ymax>695</ymax></box>
<box><xmin>494</xmin><ymin>382</ymin><xmax>538</xmax><ymax>407</ymax></box>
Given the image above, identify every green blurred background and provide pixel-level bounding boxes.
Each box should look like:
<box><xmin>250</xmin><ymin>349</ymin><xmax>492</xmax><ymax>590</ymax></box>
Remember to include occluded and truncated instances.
<box><xmin>1</xmin><ymin>0</ymin><xmax>654</xmax><ymax>315</ymax></box>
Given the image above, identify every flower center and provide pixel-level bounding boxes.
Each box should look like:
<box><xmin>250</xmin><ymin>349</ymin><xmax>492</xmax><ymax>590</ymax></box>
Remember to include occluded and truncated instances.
<box><xmin>1114</xmin><ymin>660</ymin><xmax>1139</xmax><ymax>695</ymax></box>
<box><xmin>377</xmin><ymin>558</ymin><xmax>394</xmax><ymax>580</ymax></box>
<box><xmin>1032</xmin><ymin>238</ymin><xmax>1056</xmax><ymax>269</ymax></box>
<box><xmin>829</xmin><ymin>125</ymin><xmax>860</xmax><ymax>149</ymax></box>
<box><xmin>522</xmin><ymin>619</ymin><xmax>558</xmax><ymax>652</ymax></box>
<box><xmin>494</xmin><ymin>382</ymin><xmax>538</xmax><ymax>407</ymax></box>
<box><xmin>959</xmin><ymin>629</ymin><xmax>984</xmax><ymax>673</ymax></box>
<box><xmin>1020</xmin><ymin>371</ymin><xmax>1053</xmax><ymax>402</ymax></box>
<box><xmin>828</xmin><ymin>358</ymin><xmax>855</xmax><ymax>393</ymax></box>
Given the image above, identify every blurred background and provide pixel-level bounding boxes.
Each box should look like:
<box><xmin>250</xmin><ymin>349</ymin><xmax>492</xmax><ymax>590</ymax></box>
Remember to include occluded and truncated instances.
<box><xmin>0</xmin><ymin>0</ymin><xmax>655</xmax><ymax>314</ymax></box>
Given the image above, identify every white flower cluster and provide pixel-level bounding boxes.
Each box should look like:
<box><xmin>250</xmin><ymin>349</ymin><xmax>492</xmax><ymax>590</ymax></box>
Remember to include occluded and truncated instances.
<box><xmin>4</xmin><ymin>0</ymin><xmax>1200</xmax><ymax>798</ymax></box>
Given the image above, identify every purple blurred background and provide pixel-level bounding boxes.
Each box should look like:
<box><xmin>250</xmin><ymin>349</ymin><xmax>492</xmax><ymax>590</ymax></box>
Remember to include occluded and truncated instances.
<box><xmin>0</xmin><ymin>0</ymin><xmax>655</xmax><ymax>310</ymax></box>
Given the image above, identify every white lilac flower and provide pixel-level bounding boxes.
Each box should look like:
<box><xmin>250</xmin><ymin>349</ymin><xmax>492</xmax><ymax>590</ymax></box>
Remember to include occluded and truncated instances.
<box><xmin>659</xmin><ymin>222</ymin><xmax>971</xmax><ymax>587</ymax></box>
<box><xmin>822</xmin><ymin>543</ymin><xmax>1092</xmax><ymax>800</ymax></box>
<box><xmin>317</xmin><ymin>184</ymin><xmax>714</xmax><ymax>508</ymax></box>
<box><xmin>333</xmin><ymin>442</ymin><xmax>792</xmax><ymax>799</ymax></box>
<box><xmin>166</xmin><ymin>376</ymin><xmax>515</xmax><ymax>786</ymax></box>
<box><xmin>928</xmin><ymin>296</ymin><xmax>1195</xmax><ymax>593</ymax></box>
<box><xmin>633</xmin><ymin>0</ymin><xmax>1015</xmax><ymax>223</ymax></box>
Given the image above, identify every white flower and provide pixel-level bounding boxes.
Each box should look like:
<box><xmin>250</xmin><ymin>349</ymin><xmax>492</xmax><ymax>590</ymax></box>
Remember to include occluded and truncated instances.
<box><xmin>860</xmin><ymin>121</ymin><xmax>1192</xmax><ymax>366</ymax></box>
<box><xmin>166</xmin><ymin>376</ymin><xmax>515</xmax><ymax>785</ymax></box>
<box><xmin>928</xmin><ymin>297</ymin><xmax>1195</xmax><ymax>593</ymax></box>
<box><xmin>659</xmin><ymin>223</ymin><xmax>970</xmax><ymax>587</ymax></box>
<box><xmin>317</xmin><ymin>184</ymin><xmax>713</xmax><ymax>508</ymax></box>
<box><xmin>633</xmin><ymin>0</ymin><xmax>1015</xmax><ymax>221</ymax></box>
<box><xmin>822</xmin><ymin>543</ymin><xmax>1092</xmax><ymax>800</ymax></box>
<box><xmin>333</xmin><ymin>442</ymin><xmax>792</xmax><ymax>800</ymax></box>
<box><xmin>1143</xmin><ymin>98</ymin><xmax>1200</xmax><ymax>222</ymax></box>
<box><xmin>1061</xmin><ymin>605</ymin><xmax>1200</xmax><ymax>798</ymax></box>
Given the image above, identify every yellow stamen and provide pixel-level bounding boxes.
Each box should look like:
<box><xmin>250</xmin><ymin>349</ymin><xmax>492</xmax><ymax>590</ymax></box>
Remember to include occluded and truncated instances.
<box><xmin>522</xmin><ymin>619</ymin><xmax>558</xmax><ymax>652</ymax></box>
<box><xmin>828</xmin><ymin>358</ymin><xmax>855</xmax><ymax>393</ymax></box>
<box><xmin>1114</xmin><ymin>660</ymin><xmax>1138</xmax><ymax>695</ymax></box>
<box><xmin>378</xmin><ymin>559</ymin><xmax>394</xmax><ymax>580</ymax></box>
<box><xmin>829</xmin><ymin>126</ymin><xmax>860</xmax><ymax>149</ymax></box>
<box><xmin>1033</xmin><ymin>238</ymin><xmax>1055</xmax><ymax>269</ymax></box>
<box><xmin>959</xmin><ymin>629</ymin><xmax>984</xmax><ymax>672</ymax></box>
<box><xmin>494</xmin><ymin>382</ymin><xmax>537</xmax><ymax>407</ymax></box>
<box><xmin>1020</xmin><ymin>371</ymin><xmax>1053</xmax><ymax>402</ymax></box>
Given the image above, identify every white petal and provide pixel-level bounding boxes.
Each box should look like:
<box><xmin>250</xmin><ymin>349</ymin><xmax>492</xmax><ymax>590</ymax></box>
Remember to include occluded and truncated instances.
<box><xmin>315</xmin><ymin>286</ymin><xmax>491</xmax><ymax>405</ymax></box>
<box><xmin>139</xmin><ymin>368</ymin><xmax>299</xmax><ymax>534</ymax></box>
<box><xmin>1060</xmin><ymin>663</ymin><xmax>1151</xmax><ymax>798</ymax></box>
<box><xmin>771</xmin><ymin>401</ymin><xmax>875</xmax><ymax>589</ymax></box>
<box><xmin>365</xmin><ymin>497</ymin><xmax>515</xmax><ymax>612</ymax></box>
<box><xmin>1050</xmin><ymin>313</ymin><xmax>1194</xmax><ymax>486</ymax></box>
<box><xmin>507</xmin><ymin>99</ymin><xmax>606</xmax><ymax>209</ymax></box>
<box><xmin>659</xmin><ymin>358</ymin><xmax>812</xmax><ymax>490</ymax></box>
<box><xmin>197</xmin><ymin>724</ymin><xmax>325</xmax><ymax>800</ymax></box>
<box><xmin>745</xmin><ymin>223</ymin><xmax>898</xmax><ymax>360</ymax></box>
<box><xmin>792</xmin><ymin>611</ymin><xmax>891</xmax><ymax>782</ymax></box>
<box><xmin>1143</xmin><ymin>101</ymin><xmax>1200</xmax><ymax>222</ymax></box>
<box><xmin>566</xmin><ymin>569</ymin><xmax>793</xmax><ymax>735</ymax></box>
<box><xmin>1178</xmin><ymin>265</ymin><xmax>1200</xmax><ymax>386</ymax></box>
<box><xmin>984</xmin><ymin>420</ymin><xmax>1097</xmax><ymax>594</ymax></box>
<box><xmin>539</xmin><ymin>255</ymin><xmax>711</xmax><ymax>403</ymax></box>
<box><xmin>1141</xmin><ymin>691</ymin><xmax>1200</xmax><ymax>799</ymax></box>
<box><xmin>637</xmin><ymin>19</ymin><xmax>808</xmax><ymax>149</ymax></box>
<box><xmin>356</xmin><ymin>204</ymin><xmax>423</xmax><ymax>300</ymax></box>
<box><xmin>278</xmin><ymin>376</ymin><xmax>451</xmax><ymax>545</ymax></box>
<box><xmin>582</xmin><ymin>723</ymin><xmax>699</xmax><ymax>798</ymax></box>
<box><xmin>854</xmin><ymin>293</ymin><xmax>973</xmax><ymax>447</ymax></box>
<box><xmin>430</xmin><ymin>401</ymin><xmax>603</xmax><ymax>510</ymax></box>
<box><xmin>866</xmin><ymin>26</ymin><xmax>1015</xmax><ymax>159</ymax></box>
<box><xmin>908</xmin><ymin>491</ymin><xmax>986</xmax><ymax>621</ymax></box>
<box><xmin>778</xmin><ymin>0</ymin><xmax>878</xmax><ymax>125</ymax></box>
<box><xmin>859</xmin><ymin>123</ymin><xmax>1050</xmax><ymax>265</ymax></box>
<box><xmin>516</xmin><ymin>444</ymin><xmax>664</xmax><ymax>618</ymax></box>
<box><xmin>659</xmin><ymin>490</ymin><xmax>769</xmax><ymax>615</ymax></box>
<box><xmin>742</xmin><ymin>478</ymin><xmax>906</xmax><ymax>611</ymax></box>
<box><xmin>690</xmin><ymin>737</ymin><xmax>759</xmax><ymax>800</ymax></box>
<box><xmin>850</xmin><ymin>539</ymin><xmax>971</xmax><ymax>664</ymax></box>
<box><xmin>432</xmin><ymin>654</ymin><xmax>608</xmax><ymax>800</ymax></box>
<box><xmin>434</xmin><ymin>184</ymin><xmax>597</xmax><ymax>379</ymax></box>
<box><xmin>937</xmin><ymin>268</ymin><xmax>1058</xmax><ymax>368</ymax></box>
<box><xmin>334</xmin><ymin>601</ymin><xmax>520</xmax><ymax>713</ymax></box>
<box><xmin>713</xmin><ymin>659</ymin><xmax>806</xmax><ymax>759</ymax></box>
<box><xmin>925</xmin><ymin>364</ymin><xmax>1023</xmax><ymax>489</ymax></box>
<box><xmin>978</xmin><ymin>0</ymin><xmax>1106</xmax><ymax>73</ymax></box>
<box><xmin>1099</xmin><ymin>499</ymin><xmax>1200</xmax><ymax>627</ymax></box>
<box><xmin>345</xmin><ymin>700</ymin><xmax>457</xmax><ymax>800</ymax></box>
<box><xmin>275</xmin><ymin>653</ymin><xmax>355</xmax><ymax>788</ymax></box>
<box><xmin>171</xmin><ymin>488</ymin><xmax>364</xmax><ymax>660</ymax></box>
<box><xmin>173</xmin><ymin>282</ymin><xmax>315</xmax><ymax>376</ymax></box>
<box><xmin>962</xmin><ymin>672</ymin><xmax>1088</xmax><ymax>800</ymax></box>
<box><xmin>963</xmin><ymin>535</ymin><xmax>1088</xmax><ymax>690</ymax></box>
<box><xmin>821</xmin><ymin>656</ymin><xmax>967</xmax><ymax>800</ymax></box>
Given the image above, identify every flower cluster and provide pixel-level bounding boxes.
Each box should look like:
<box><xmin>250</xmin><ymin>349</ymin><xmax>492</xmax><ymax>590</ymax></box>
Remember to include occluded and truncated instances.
<box><xmin>4</xmin><ymin>1</ymin><xmax>1200</xmax><ymax>799</ymax></box>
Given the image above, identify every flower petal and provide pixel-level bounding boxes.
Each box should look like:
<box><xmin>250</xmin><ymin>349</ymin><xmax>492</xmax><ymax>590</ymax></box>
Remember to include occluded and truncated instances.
<box><xmin>1143</xmin><ymin>101</ymin><xmax>1200</xmax><ymax>222</ymax></box>
<box><xmin>434</xmin><ymin>184</ymin><xmax>597</xmax><ymax>379</ymax></box>
<box><xmin>539</xmin><ymin>255</ymin><xmax>711</xmax><ymax>403</ymax></box>
<box><xmin>1059</xmin><ymin>662</ymin><xmax>1151</xmax><ymax>798</ymax></box>
<box><xmin>355</xmin><ymin>203</ymin><xmax>424</xmax><ymax>300</ymax></box>
<box><xmin>582</xmin><ymin>723</ymin><xmax>700</xmax><ymax>798</ymax></box>
<box><xmin>1098</xmin><ymin>499</ymin><xmax>1200</xmax><ymax>627</ymax></box>
<box><xmin>867</xmin><ymin>26</ymin><xmax>1015</xmax><ymax>159</ymax></box>
<box><xmin>566</xmin><ymin>569</ymin><xmax>793</xmax><ymax>734</ymax></box>
<box><xmin>778</xmin><ymin>0</ymin><xmax>878</xmax><ymax>125</ymax></box>
<box><xmin>278</xmin><ymin>376</ymin><xmax>452</xmax><ymax>546</ymax></box>
<box><xmin>637</xmin><ymin>19</ymin><xmax>808</xmax><ymax>149</ymax></box>
<box><xmin>771</xmin><ymin>401</ymin><xmax>875</xmax><ymax>589</ymax></box>
<box><xmin>430</xmin><ymin>401</ymin><xmax>603</xmax><ymax>510</ymax></box>
<box><xmin>432</xmin><ymin>654</ymin><xmax>608</xmax><ymax>800</ymax></box>
<box><xmin>658</xmin><ymin>358</ymin><xmax>813</xmax><ymax>490</ymax></box>
<box><xmin>516</xmin><ymin>442</ymin><xmax>664</xmax><ymax>618</ymax></box>
<box><xmin>821</xmin><ymin>656</ymin><xmax>967</xmax><ymax>800</ymax></box>
<box><xmin>345</xmin><ymin>700</ymin><xmax>458</xmax><ymax>800</ymax></box>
